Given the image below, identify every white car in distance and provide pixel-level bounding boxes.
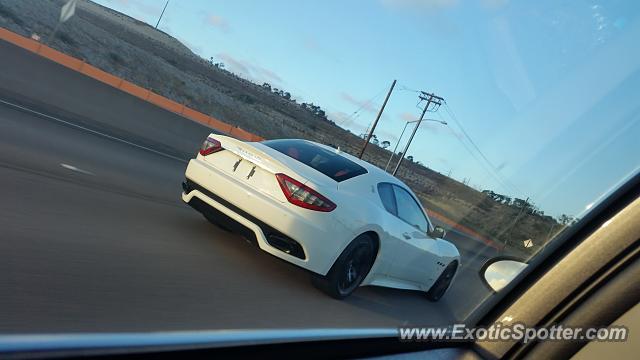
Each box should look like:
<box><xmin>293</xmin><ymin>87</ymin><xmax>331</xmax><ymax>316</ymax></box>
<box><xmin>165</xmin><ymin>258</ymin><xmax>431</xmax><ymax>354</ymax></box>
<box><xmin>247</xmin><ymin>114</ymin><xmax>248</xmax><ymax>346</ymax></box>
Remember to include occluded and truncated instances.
<box><xmin>181</xmin><ymin>135</ymin><xmax>461</xmax><ymax>300</ymax></box>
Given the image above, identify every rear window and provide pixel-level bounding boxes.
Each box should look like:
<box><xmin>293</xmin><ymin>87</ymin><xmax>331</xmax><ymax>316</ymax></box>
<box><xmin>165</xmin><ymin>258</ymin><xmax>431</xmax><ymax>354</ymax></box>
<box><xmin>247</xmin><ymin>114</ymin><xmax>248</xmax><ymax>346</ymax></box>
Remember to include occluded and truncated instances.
<box><xmin>262</xmin><ymin>139</ymin><xmax>368</xmax><ymax>182</ymax></box>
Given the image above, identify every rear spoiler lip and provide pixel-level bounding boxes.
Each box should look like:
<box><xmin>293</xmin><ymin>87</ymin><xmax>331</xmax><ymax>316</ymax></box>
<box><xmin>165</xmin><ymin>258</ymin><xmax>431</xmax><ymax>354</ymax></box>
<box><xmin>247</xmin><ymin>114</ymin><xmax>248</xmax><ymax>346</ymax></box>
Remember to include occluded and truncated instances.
<box><xmin>211</xmin><ymin>135</ymin><xmax>342</xmax><ymax>191</ymax></box>
<box><xmin>209</xmin><ymin>134</ymin><xmax>314</xmax><ymax>187</ymax></box>
<box><xmin>211</xmin><ymin>134</ymin><xmax>283</xmax><ymax>175</ymax></box>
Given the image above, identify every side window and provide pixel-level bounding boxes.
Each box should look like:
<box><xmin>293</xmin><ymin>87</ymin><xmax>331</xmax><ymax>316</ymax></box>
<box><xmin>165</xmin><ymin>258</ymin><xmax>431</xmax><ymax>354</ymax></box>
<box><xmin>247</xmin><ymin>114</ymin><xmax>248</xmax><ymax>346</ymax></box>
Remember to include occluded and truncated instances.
<box><xmin>377</xmin><ymin>183</ymin><xmax>397</xmax><ymax>215</ymax></box>
<box><xmin>392</xmin><ymin>185</ymin><xmax>429</xmax><ymax>232</ymax></box>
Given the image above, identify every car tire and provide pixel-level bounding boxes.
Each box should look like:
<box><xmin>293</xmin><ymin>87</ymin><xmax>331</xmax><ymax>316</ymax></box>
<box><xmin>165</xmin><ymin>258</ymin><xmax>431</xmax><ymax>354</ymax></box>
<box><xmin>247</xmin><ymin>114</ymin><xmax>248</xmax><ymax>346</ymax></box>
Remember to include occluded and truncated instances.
<box><xmin>311</xmin><ymin>234</ymin><xmax>376</xmax><ymax>299</ymax></box>
<box><xmin>426</xmin><ymin>261</ymin><xmax>457</xmax><ymax>302</ymax></box>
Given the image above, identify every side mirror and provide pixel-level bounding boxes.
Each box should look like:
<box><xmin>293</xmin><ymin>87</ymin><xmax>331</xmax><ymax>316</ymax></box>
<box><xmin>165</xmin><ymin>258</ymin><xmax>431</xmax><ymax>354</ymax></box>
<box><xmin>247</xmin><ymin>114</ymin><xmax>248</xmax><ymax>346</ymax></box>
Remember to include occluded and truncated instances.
<box><xmin>481</xmin><ymin>258</ymin><xmax>528</xmax><ymax>292</ymax></box>
<box><xmin>428</xmin><ymin>225</ymin><xmax>446</xmax><ymax>239</ymax></box>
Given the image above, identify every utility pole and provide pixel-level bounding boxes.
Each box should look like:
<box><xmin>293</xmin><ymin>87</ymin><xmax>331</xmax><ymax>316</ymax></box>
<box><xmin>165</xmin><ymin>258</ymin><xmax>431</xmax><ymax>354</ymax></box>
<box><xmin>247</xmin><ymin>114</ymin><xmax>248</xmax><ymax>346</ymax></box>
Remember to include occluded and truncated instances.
<box><xmin>392</xmin><ymin>91</ymin><xmax>444</xmax><ymax>176</ymax></box>
<box><xmin>384</xmin><ymin>120</ymin><xmax>410</xmax><ymax>171</ymax></box>
<box><xmin>358</xmin><ymin>80</ymin><xmax>396</xmax><ymax>159</ymax></box>
<box><xmin>155</xmin><ymin>0</ymin><xmax>170</xmax><ymax>29</ymax></box>
<box><xmin>384</xmin><ymin>117</ymin><xmax>446</xmax><ymax>172</ymax></box>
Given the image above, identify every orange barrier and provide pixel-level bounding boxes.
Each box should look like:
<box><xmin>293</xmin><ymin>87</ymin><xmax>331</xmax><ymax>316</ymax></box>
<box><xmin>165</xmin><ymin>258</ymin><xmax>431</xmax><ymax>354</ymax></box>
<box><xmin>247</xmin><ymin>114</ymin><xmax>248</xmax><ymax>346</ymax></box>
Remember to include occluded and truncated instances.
<box><xmin>0</xmin><ymin>27</ymin><xmax>40</xmax><ymax>52</ymax></box>
<box><xmin>208</xmin><ymin>118</ymin><xmax>234</xmax><ymax>134</ymax></box>
<box><xmin>181</xmin><ymin>107</ymin><xmax>212</xmax><ymax>127</ymax></box>
<box><xmin>119</xmin><ymin>80</ymin><xmax>150</xmax><ymax>100</ymax></box>
<box><xmin>230</xmin><ymin>127</ymin><xmax>255</xmax><ymax>141</ymax></box>
<box><xmin>0</xmin><ymin>26</ymin><xmax>263</xmax><ymax>142</ymax></box>
<box><xmin>38</xmin><ymin>46</ymin><xmax>83</xmax><ymax>70</ymax></box>
<box><xmin>83</xmin><ymin>64</ymin><xmax>122</xmax><ymax>88</ymax></box>
<box><xmin>148</xmin><ymin>92</ymin><xmax>182</xmax><ymax>114</ymax></box>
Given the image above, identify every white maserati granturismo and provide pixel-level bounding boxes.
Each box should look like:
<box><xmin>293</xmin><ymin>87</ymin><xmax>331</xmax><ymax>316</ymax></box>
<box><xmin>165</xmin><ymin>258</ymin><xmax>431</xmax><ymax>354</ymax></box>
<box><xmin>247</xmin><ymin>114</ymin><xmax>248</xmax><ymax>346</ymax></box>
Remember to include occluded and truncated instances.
<box><xmin>181</xmin><ymin>134</ymin><xmax>461</xmax><ymax>300</ymax></box>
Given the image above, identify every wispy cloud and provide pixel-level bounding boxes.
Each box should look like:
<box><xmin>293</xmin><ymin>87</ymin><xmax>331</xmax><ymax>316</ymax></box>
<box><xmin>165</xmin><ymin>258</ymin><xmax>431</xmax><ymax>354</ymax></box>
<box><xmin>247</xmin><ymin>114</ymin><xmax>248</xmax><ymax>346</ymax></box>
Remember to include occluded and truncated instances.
<box><xmin>380</xmin><ymin>0</ymin><xmax>460</xmax><ymax>35</ymax></box>
<box><xmin>328</xmin><ymin>111</ymin><xmax>398</xmax><ymax>145</ymax></box>
<box><xmin>328</xmin><ymin>111</ymin><xmax>354</xmax><ymax>126</ymax></box>
<box><xmin>375</xmin><ymin>129</ymin><xmax>399</xmax><ymax>144</ymax></box>
<box><xmin>380</xmin><ymin>0</ymin><xmax>458</xmax><ymax>12</ymax></box>
<box><xmin>329</xmin><ymin>112</ymin><xmax>369</xmax><ymax>134</ymax></box>
<box><xmin>217</xmin><ymin>53</ymin><xmax>249</xmax><ymax>74</ymax></box>
<box><xmin>216</xmin><ymin>53</ymin><xmax>282</xmax><ymax>84</ymax></box>
<box><xmin>302</xmin><ymin>37</ymin><xmax>320</xmax><ymax>51</ymax></box>
<box><xmin>400</xmin><ymin>112</ymin><xmax>418</xmax><ymax>122</ymax></box>
<box><xmin>255</xmin><ymin>66</ymin><xmax>282</xmax><ymax>84</ymax></box>
<box><xmin>300</xmin><ymin>36</ymin><xmax>341</xmax><ymax>63</ymax></box>
<box><xmin>480</xmin><ymin>0</ymin><xmax>509</xmax><ymax>9</ymax></box>
<box><xmin>205</xmin><ymin>14</ymin><xmax>231</xmax><ymax>33</ymax></box>
<box><xmin>437</xmin><ymin>157</ymin><xmax>449</xmax><ymax>165</ymax></box>
<box><xmin>340</xmin><ymin>93</ymin><xmax>377</xmax><ymax>113</ymax></box>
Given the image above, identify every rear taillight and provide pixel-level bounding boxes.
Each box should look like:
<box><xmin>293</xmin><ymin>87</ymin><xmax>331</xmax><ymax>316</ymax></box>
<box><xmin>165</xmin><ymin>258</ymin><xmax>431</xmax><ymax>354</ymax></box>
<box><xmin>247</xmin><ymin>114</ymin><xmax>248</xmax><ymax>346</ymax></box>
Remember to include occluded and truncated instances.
<box><xmin>275</xmin><ymin>173</ymin><xmax>336</xmax><ymax>212</ymax></box>
<box><xmin>199</xmin><ymin>137</ymin><xmax>223</xmax><ymax>156</ymax></box>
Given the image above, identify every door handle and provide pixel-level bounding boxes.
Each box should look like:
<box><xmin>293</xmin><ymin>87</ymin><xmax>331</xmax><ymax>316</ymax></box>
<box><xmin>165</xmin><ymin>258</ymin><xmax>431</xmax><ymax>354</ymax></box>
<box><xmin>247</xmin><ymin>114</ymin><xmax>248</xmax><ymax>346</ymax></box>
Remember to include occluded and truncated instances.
<box><xmin>402</xmin><ymin>232</ymin><xmax>411</xmax><ymax>240</ymax></box>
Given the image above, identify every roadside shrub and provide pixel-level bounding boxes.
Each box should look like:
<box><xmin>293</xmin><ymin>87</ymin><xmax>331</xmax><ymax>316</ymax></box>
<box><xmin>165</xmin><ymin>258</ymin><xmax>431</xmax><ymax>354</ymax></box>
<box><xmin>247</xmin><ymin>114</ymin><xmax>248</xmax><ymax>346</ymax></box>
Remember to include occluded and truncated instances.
<box><xmin>108</xmin><ymin>51</ymin><xmax>126</xmax><ymax>66</ymax></box>
<box><xmin>237</xmin><ymin>94</ymin><xmax>256</xmax><ymax>105</ymax></box>
<box><xmin>0</xmin><ymin>4</ymin><xmax>24</xmax><ymax>26</ymax></box>
<box><xmin>58</xmin><ymin>31</ymin><xmax>77</xmax><ymax>47</ymax></box>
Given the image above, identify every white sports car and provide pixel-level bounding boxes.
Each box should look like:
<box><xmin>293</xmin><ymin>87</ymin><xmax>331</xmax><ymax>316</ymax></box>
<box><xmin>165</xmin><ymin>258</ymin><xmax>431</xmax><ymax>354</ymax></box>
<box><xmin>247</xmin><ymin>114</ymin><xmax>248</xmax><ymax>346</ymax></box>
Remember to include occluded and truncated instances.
<box><xmin>181</xmin><ymin>134</ymin><xmax>461</xmax><ymax>300</ymax></box>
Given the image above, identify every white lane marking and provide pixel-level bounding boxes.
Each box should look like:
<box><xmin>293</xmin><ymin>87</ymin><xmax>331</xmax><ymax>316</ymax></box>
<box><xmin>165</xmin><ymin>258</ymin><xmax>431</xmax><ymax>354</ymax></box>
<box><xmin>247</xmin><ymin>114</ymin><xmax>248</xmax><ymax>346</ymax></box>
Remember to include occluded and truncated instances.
<box><xmin>0</xmin><ymin>98</ymin><xmax>187</xmax><ymax>163</ymax></box>
<box><xmin>60</xmin><ymin>163</ymin><xmax>94</xmax><ymax>175</ymax></box>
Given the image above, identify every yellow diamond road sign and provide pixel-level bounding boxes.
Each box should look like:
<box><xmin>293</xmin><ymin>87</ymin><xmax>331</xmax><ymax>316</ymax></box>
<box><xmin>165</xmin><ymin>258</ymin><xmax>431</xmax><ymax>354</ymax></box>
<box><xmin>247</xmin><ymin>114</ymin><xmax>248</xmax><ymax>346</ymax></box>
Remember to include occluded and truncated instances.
<box><xmin>60</xmin><ymin>0</ymin><xmax>78</xmax><ymax>23</ymax></box>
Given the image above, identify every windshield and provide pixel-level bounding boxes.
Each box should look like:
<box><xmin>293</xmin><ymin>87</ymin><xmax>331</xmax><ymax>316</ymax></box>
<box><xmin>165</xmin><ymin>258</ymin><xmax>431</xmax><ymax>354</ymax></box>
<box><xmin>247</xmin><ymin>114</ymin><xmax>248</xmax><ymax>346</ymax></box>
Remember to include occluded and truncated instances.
<box><xmin>0</xmin><ymin>0</ymin><xmax>638</xmax><ymax>336</ymax></box>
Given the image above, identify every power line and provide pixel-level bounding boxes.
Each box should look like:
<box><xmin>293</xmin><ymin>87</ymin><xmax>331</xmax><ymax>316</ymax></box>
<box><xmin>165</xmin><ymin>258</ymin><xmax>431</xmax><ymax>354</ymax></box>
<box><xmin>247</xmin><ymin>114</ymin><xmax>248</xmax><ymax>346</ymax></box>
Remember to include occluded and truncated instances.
<box><xmin>435</xmin><ymin>111</ymin><xmax>517</xmax><ymax>194</ymax></box>
<box><xmin>335</xmin><ymin>85</ymin><xmax>389</xmax><ymax>126</ymax></box>
<box><xmin>397</xmin><ymin>84</ymin><xmax>421</xmax><ymax>93</ymax></box>
<box><xmin>441</xmin><ymin>102</ymin><xmax>523</xmax><ymax>195</ymax></box>
<box><xmin>443</xmin><ymin>103</ymin><xmax>500</xmax><ymax>172</ymax></box>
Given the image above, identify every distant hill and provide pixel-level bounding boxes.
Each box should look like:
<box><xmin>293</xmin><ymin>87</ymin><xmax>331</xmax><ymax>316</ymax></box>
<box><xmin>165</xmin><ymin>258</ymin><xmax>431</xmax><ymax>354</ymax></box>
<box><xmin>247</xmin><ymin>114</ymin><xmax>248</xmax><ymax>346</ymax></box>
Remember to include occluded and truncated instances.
<box><xmin>0</xmin><ymin>0</ymin><xmax>563</xmax><ymax>253</ymax></box>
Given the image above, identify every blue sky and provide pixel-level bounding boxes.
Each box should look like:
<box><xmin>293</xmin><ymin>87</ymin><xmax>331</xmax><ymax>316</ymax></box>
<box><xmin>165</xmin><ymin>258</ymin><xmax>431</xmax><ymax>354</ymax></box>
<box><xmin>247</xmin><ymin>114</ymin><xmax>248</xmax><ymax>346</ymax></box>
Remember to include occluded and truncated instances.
<box><xmin>95</xmin><ymin>0</ymin><xmax>639</xmax><ymax>217</ymax></box>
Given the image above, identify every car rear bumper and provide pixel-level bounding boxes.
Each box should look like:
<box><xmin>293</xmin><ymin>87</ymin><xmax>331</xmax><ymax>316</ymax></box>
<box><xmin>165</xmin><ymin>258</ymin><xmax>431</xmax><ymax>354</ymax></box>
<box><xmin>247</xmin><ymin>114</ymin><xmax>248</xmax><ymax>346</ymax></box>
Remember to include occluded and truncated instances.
<box><xmin>182</xmin><ymin>158</ymin><xmax>346</xmax><ymax>275</ymax></box>
<box><xmin>183</xmin><ymin>179</ymin><xmax>306</xmax><ymax>260</ymax></box>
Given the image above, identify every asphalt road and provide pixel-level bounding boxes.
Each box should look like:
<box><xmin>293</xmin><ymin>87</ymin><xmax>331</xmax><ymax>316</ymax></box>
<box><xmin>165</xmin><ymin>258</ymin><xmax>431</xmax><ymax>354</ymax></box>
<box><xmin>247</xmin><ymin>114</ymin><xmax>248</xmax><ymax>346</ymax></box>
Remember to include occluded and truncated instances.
<box><xmin>0</xmin><ymin>100</ymin><xmax>496</xmax><ymax>334</ymax></box>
